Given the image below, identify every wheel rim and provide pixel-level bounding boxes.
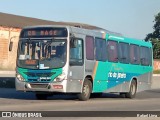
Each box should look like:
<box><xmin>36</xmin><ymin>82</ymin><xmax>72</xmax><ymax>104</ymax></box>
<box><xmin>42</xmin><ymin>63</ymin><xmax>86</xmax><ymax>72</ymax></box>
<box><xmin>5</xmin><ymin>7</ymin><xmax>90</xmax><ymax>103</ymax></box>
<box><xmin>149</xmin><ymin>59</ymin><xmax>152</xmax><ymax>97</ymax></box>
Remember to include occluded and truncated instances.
<box><xmin>83</xmin><ymin>84</ymin><xmax>90</xmax><ymax>97</ymax></box>
<box><xmin>131</xmin><ymin>83</ymin><xmax>136</xmax><ymax>95</ymax></box>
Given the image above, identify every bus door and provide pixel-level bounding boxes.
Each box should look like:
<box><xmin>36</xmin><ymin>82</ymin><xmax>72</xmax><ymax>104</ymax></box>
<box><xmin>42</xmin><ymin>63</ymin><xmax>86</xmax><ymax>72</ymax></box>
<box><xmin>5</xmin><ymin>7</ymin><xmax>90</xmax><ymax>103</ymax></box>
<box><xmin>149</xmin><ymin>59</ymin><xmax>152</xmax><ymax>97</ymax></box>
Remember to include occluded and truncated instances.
<box><xmin>68</xmin><ymin>38</ymin><xmax>84</xmax><ymax>92</ymax></box>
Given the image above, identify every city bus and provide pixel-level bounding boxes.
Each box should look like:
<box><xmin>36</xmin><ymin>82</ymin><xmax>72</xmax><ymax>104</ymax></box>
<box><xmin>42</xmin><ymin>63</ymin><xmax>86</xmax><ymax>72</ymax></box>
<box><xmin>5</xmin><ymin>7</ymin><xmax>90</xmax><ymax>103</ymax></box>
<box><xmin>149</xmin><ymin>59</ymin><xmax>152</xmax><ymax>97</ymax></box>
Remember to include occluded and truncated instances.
<box><xmin>11</xmin><ymin>25</ymin><xmax>153</xmax><ymax>101</ymax></box>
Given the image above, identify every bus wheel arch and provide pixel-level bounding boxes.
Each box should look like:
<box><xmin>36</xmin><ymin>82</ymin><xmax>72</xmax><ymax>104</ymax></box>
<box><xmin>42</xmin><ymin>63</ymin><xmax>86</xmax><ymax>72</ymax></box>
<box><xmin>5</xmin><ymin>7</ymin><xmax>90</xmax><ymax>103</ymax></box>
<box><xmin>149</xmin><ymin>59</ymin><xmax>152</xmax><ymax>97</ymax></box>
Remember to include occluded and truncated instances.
<box><xmin>77</xmin><ymin>76</ymin><xmax>93</xmax><ymax>101</ymax></box>
<box><xmin>85</xmin><ymin>75</ymin><xmax>93</xmax><ymax>88</ymax></box>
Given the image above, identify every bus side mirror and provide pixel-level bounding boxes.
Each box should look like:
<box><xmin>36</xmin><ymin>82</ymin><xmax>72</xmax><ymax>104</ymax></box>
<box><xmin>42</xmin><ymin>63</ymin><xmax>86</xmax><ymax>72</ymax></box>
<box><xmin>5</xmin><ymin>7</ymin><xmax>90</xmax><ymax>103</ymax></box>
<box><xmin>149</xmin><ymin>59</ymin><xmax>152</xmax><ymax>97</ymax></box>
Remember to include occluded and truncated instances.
<box><xmin>9</xmin><ymin>41</ymin><xmax>13</xmax><ymax>51</ymax></box>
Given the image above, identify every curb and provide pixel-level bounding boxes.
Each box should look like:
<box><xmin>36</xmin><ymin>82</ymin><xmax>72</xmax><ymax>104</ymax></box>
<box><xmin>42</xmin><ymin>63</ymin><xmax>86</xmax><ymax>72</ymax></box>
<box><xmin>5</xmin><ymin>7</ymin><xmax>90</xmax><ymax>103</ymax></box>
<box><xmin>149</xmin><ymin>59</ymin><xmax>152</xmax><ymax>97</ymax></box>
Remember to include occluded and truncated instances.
<box><xmin>153</xmin><ymin>74</ymin><xmax>160</xmax><ymax>76</ymax></box>
<box><xmin>0</xmin><ymin>71</ymin><xmax>15</xmax><ymax>74</ymax></box>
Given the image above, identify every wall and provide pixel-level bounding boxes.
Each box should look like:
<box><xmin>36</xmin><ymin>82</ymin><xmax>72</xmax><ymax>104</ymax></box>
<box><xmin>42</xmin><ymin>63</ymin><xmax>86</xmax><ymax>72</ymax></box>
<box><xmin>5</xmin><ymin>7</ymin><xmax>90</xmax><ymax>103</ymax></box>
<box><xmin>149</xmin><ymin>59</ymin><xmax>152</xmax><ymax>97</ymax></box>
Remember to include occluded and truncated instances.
<box><xmin>154</xmin><ymin>59</ymin><xmax>160</xmax><ymax>70</ymax></box>
<box><xmin>0</xmin><ymin>26</ymin><xmax>160</xmax><ymax>71</ymax></box>
<box><xmin>0</xmin><ymin>26</ymin><xmax>21</xmax><ymax>70</ymax></box>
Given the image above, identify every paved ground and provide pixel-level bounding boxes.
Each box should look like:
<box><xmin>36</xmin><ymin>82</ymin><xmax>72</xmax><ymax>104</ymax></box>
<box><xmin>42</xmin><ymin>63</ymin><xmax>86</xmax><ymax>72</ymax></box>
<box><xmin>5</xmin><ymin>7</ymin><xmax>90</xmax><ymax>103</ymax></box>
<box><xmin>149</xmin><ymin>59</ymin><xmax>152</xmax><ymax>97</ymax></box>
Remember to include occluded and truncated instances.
<box><xmin>0</xmin><ymin>88</ymin><xmax>160</xmax><ymax>119</ymax></box>
<box><xmin>0</xmin><ymin>72</ymin><xmax>159</xmax><ymax>120</ymax></box>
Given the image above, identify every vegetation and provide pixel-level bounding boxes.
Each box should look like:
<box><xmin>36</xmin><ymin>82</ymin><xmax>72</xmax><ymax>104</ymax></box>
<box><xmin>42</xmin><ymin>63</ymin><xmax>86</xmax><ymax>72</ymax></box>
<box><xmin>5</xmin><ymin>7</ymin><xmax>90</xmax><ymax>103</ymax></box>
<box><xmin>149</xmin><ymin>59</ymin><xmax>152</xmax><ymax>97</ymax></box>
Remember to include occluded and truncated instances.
<box><xmin>145</xmin><ymin>12</ymin><xmax>160</xmax><ymax>59</ymax></box>
<box><xmin>153</xmin><ymin>70</ymin><xmax>160</xmax><ymax>74</ymax></box>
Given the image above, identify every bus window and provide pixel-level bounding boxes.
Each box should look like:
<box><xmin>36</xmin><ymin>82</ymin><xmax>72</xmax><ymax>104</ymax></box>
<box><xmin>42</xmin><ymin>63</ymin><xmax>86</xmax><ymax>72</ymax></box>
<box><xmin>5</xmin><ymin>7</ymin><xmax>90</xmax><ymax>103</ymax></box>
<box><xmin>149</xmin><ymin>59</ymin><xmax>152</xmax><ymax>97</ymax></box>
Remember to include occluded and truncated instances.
<box><xmin>95</xmin><ymin>37</ymin><xmax>107</xmax><ymax>61</ymax></box>
<box><xmin>17</xmin><ymin>39</ymin><xmax>67</xmax><ymax>69</ymax></box>
<box><xmin>107</xmin><ymin>40</ymin><xmax>118</xmax><ymax>62</ymax></box>
<box><xmin>130</xmin><ymin>44</ymin><xmax>140</xmax><ymax>64</ymax></box>
<box><xmin>149</xmin><ymin>48</ymin><xmax>153</xmax><ymax>66</ymax></box>
<box><xmin>118</xmin><ymin>42</ymin><xmax>129</xmax><ymax>64</ymax></box>
<box><xmin>86</xmin><ymin>36</ymin><xmax>94</xmax><ymax>60</ymax></box>
<box><xmin>70</xmin><ymin>39</ymin><xmax>83</xmax><ymax>65</ymax></box>
<box><xmin>140</xmin><ymin>46</ymin><xmax>150</xmax><ymax>66</ymax></box>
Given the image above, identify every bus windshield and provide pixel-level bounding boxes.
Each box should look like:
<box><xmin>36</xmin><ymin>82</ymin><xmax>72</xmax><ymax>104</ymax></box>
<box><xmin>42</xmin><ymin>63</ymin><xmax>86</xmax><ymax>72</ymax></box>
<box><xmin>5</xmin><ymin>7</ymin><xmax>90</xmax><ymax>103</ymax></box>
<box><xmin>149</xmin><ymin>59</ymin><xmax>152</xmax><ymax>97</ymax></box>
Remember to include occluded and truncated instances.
<box><xmin>17</xmin><ymin>39</ymin><xmax>67</xmax><ymax>69</ymax></box>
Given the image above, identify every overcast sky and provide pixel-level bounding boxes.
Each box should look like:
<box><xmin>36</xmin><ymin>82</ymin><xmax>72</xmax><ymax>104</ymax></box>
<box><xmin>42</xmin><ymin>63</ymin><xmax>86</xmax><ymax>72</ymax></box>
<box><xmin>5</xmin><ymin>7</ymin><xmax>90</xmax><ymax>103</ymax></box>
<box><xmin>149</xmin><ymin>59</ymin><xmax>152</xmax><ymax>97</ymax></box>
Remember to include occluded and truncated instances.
<box><xmin>0</xmin><ymin>0</ymin><xmax>160</xmax><ymax>39</ymax></box>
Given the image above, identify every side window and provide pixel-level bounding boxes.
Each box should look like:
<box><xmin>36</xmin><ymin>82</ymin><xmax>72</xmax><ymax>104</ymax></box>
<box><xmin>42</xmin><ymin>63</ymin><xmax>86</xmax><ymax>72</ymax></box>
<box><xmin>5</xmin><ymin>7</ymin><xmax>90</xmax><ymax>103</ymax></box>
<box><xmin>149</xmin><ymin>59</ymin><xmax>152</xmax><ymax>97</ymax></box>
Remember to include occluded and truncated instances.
<box><xmin>86</xmin><ymin>36</ymin><xmax>94</xmax><ymax>60</ymax></box>
<box><xmin>140</xmin><ymin>46</ymin><xmax>150</xmax><ymax>66</ymax></box>
<box><xmin>107</xmin><ymin>40</ymin><xmax>118</xmax><ymax>62</ymax></box>
<box><xmin>130</xmin><ymin>44</ymin><xmax>140</xmax><ymax>64</ymax></box>
<box><xmin>149</xmin><ymin>48</ymin><xmax>153</xmax><ymax>66</ymax></box>
<box><xmin>118</xmin><ymin>42</ymin><xmax>129</xmax><ymax>64</ymax></box>
<box><xmin>95</xmin><ymin>37</ymin><xmax>107</xmax><ymax>61</ymax></box>
<box><xmin>70</xmin><ymin>39</ymin><xmax>83</xmax><ymax>65</ymax></box>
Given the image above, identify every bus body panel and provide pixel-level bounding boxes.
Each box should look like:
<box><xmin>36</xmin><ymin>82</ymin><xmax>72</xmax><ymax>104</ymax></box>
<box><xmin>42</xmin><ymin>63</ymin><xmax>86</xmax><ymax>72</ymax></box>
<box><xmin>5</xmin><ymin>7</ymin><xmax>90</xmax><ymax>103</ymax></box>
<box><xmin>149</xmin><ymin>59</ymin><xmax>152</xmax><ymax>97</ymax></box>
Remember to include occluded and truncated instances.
<box><xmin>66</xmin><ymin>27</ymin><xmax>104</xmax><ymax>93</ymax></box>
<box><xmin>92</xmin><ymin>61</ymin><xmax>152</xmax><ymax>93</ymax></box>
<box><xmin>92</xmin><ymin>34</ymin><xmax>152</xmax><ymax>93</ymax></box>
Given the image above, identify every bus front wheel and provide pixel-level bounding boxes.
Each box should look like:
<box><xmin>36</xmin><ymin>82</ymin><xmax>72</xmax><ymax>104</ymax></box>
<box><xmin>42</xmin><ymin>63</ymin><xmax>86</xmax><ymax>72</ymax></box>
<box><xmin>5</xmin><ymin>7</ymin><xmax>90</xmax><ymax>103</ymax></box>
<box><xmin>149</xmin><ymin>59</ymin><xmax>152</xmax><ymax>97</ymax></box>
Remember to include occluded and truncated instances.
<box><xmin>77</xmin><ymin>79</ymin><xmax>92</xmax><ymax>101</ymax></box>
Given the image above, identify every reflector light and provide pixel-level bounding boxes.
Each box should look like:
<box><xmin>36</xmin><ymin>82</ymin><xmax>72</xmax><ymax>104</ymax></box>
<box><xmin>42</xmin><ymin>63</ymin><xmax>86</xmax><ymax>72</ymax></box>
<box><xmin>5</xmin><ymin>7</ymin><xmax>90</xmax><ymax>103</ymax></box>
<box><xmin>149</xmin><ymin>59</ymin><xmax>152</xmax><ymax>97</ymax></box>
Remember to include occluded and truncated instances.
<box><xmin>53</xmin><ymin>85</ymin><xmax>63</xmax><ymax>89</ymax></box>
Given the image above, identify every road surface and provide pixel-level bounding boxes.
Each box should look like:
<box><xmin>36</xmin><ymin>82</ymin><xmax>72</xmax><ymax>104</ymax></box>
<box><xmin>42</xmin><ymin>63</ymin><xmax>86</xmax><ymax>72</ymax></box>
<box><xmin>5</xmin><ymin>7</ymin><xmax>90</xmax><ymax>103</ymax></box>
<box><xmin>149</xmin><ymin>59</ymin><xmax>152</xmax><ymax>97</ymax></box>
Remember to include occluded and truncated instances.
<box><xmin>0</xmin><ymin>74</ymin><xmax>160</xmax><ymax>120</ymax></box>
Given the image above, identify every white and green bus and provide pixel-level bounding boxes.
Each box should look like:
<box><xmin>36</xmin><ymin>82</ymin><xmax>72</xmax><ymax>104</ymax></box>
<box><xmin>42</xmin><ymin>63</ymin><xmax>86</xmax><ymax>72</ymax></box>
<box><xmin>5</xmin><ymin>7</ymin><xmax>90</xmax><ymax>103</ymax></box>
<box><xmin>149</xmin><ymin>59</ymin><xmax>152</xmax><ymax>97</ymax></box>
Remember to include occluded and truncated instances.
<box><xmin>11</xmin><ymin>25</ymin><xmax>153</xmax><ymax>101</ymax></box>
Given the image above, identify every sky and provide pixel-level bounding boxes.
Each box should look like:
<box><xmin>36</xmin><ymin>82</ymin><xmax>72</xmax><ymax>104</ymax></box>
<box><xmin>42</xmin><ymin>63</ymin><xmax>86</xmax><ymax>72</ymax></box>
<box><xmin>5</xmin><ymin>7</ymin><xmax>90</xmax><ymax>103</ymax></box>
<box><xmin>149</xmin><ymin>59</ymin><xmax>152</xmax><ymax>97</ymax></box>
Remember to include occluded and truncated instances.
<box><xmin>0</xmin><ymin>0</ymin><xmax>160</xmax><ymax>39</ymax></box>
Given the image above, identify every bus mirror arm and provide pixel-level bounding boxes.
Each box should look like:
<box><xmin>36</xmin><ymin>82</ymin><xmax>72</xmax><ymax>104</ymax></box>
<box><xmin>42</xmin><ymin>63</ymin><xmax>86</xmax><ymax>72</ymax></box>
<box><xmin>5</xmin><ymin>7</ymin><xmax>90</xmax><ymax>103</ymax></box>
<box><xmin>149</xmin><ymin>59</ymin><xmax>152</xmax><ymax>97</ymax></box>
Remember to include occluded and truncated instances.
<box><xmin>70</xmin><ymin>38</ymin><xmax>77</xmax><ymax>48</ymax></box>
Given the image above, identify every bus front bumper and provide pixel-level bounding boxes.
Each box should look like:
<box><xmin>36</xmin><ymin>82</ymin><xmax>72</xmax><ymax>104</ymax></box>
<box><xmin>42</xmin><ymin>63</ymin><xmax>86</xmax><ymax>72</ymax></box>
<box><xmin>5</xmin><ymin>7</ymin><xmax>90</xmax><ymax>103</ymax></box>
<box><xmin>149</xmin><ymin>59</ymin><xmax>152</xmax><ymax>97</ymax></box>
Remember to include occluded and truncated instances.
<box><xmin>15</xmin><ymin>78</ymin><xmax>67</xmax><ymax>93</ymax></box>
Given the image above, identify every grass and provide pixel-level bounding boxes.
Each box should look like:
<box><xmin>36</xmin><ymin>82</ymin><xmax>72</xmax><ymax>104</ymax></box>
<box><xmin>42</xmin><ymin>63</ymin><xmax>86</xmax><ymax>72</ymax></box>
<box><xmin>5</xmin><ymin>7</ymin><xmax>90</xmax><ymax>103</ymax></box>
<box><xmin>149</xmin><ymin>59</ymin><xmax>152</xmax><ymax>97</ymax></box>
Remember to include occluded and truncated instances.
<box><xmin>153</xmin><ymin>70</ymin><xmax>160</xmax><ymax>74</ymax></box>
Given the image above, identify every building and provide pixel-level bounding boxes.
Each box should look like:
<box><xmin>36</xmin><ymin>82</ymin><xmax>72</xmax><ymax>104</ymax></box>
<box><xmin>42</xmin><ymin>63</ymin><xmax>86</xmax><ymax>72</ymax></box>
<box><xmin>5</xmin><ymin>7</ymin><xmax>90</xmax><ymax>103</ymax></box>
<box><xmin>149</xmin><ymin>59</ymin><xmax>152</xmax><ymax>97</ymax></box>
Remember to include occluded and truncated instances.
<box><xmin>1</xmin><ymin>12</ymin><xmax>158</xmax><ymax>71</ymax></box>
<box><xmin>0</xmin><ymin>12</ymin><xmax>104</xmax><ymax>70</ymax></box>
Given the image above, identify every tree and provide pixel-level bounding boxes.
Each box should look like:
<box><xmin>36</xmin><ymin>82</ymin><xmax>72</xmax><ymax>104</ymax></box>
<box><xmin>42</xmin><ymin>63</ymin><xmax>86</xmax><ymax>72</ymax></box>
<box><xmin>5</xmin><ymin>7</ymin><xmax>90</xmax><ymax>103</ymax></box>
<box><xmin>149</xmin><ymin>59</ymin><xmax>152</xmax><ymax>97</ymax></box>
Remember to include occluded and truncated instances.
<box><xmin>145</xmin><ymin>12</ymin><xmax>160</xmax><ymax>59</ymax></box>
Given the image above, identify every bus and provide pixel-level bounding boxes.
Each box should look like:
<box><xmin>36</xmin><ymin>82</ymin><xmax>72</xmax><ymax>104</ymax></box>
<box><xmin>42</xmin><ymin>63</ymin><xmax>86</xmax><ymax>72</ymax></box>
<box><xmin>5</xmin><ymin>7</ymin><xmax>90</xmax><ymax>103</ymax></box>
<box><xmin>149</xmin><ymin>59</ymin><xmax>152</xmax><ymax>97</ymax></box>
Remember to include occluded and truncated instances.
<box><xmin>11</xmin><ymin>25</ymin><xmax>153</xmax><ymax>101</ymax></box>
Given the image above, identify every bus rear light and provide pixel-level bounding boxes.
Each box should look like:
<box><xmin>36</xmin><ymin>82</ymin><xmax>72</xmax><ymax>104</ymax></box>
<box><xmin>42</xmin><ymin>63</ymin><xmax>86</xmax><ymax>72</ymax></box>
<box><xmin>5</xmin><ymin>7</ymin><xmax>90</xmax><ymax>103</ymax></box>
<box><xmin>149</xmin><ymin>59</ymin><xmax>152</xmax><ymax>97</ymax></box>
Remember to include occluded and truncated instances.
<box><xmin>53</xmin><ymin>85</ymin><xmax>63</xmax><ymax>89</ymax></box>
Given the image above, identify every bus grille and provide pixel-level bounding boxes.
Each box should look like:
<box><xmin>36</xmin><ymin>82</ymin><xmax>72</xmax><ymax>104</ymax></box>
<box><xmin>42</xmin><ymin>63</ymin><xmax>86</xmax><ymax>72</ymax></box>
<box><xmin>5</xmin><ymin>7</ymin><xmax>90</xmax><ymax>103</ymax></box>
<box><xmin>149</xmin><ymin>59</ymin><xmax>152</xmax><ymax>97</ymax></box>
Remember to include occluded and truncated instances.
<box><xmin>24</xmin><ymin>72</ymin><xmax>56</xmax><ymax>77</ymax></box>
<box><xmin>28</xmin><ymin>79</ymin><xmax>51</xmax><ymax>82</ymax></box>
<box><xmin>30</xmin><ymin>84</ymin><xmax>48</xmax><ymax>88</ymax></box>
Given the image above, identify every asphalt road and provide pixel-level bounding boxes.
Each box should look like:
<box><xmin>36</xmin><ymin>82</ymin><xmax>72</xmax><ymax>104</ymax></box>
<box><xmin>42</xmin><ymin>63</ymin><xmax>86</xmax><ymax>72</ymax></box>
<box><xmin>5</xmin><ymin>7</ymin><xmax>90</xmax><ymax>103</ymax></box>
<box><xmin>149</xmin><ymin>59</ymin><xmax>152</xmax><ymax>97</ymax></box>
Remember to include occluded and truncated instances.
<box><xmin>0</xmin><ymin>75</ymin><xmax>160</xmax><ymax>120</ymax></box>
<box><xmin>0</xmin><ymin>87</ymin><xmax>160</xmax><ymax>111</ymax></box>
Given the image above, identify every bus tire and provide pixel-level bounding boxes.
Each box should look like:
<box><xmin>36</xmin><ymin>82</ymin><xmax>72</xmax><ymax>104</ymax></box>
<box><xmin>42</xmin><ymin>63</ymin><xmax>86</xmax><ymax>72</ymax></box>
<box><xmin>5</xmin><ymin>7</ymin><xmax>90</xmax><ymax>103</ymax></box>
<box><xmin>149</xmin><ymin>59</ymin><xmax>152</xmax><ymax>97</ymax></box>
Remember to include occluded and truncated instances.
<box><xmin>125</xmin><ymin>80</ymin><xmax>137</xmax><ymax>99</ymax></box>
<box><xmin>119</xmin><ymin>93</ymin><xmax>126</xmax><ymax>98</ymax></box>
<box><xmin>35</xmin><ymin>93</ymin><xmax>48</xmax><ymax>100</ymax></box>
<box><xmin>78</xmin><ymin>79</ymin><xmax>92</xmax><ymax>101</ymax></box>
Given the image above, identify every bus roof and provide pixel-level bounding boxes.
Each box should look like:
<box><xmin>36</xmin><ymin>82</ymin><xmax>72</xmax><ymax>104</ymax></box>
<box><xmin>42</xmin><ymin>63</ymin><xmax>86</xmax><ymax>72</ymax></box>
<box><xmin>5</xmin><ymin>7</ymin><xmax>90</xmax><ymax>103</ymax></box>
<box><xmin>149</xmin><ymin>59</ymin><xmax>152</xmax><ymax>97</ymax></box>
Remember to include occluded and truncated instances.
<box><xmin>21</xmin><ymin>25</ymin><xmax>151</xmax><ymax>47</ymax></box>
<box><xmin>22</xmin><ymin>25</ymin><xmax>70</xmax><ymax>29</ymax></box>
<box><xmin>107</xmin><ymin>34</ymin><xmax>152</xmax><ymax>47</ymax></box>
<box><xmin>21</xmin><ymin>25</ymin><xmax>123</xmax><ymax>38</ymax></box>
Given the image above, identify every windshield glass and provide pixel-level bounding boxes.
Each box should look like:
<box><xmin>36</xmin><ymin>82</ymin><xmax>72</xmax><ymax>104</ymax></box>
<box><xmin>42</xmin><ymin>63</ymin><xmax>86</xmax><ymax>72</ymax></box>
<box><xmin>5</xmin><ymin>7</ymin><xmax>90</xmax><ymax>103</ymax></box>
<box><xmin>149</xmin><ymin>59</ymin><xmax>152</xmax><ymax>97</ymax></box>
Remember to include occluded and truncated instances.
<box><xmin>17</xmin><ymin>39</ymin><xmax>67</xmax><ymax>69</ymax></box>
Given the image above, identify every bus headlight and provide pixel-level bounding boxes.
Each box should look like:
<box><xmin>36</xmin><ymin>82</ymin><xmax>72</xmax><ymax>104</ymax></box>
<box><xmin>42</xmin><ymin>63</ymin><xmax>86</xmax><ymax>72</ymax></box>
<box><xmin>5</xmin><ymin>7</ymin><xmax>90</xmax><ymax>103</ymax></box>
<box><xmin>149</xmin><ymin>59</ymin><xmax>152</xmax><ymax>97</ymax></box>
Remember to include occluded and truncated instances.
<box><xmin>55</xmin><ymin>73</ymin><xmax>66</xmax><ymax>82</ymax></box>
<box><xmin>16</xmin><ymin>73</ymin><xmax>25</xmax><ymax>82</ymax></box>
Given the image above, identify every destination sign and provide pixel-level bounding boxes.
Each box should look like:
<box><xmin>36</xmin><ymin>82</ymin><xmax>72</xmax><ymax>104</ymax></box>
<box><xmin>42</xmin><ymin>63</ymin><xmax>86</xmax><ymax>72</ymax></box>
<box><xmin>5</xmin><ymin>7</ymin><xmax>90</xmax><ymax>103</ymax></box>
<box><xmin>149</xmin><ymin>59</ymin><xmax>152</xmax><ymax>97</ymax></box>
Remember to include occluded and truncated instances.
<box><xmin>20</xmin><ymin>27</ymin><xmax>68</xmax><ymax>38</ymax></box>
<box><xmin>25</xmin><ymin>60</ymin><xmax>37</xmax><ymax>65</ymax></box>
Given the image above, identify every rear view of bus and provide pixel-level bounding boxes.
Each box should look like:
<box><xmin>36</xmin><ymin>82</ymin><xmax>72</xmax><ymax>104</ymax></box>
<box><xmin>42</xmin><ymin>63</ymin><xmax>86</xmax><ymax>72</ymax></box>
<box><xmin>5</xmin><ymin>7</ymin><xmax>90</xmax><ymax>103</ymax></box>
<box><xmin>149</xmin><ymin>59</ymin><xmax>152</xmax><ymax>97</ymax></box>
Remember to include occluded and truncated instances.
<box><xmin>16</xmin><ymin>26</ymin><xmax>69</xmax><ymax>99</ymax></box>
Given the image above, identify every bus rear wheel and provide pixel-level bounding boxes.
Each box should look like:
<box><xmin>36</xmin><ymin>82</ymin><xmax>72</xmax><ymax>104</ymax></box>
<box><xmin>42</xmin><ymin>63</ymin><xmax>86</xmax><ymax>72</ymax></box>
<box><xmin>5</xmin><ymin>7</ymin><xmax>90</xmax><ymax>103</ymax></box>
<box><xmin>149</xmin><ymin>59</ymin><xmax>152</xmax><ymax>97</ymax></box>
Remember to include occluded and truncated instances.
<box><xmin>120</xmin><ymin>80</ymin><xmax>137</xmax><ymax>99</ymax></box>
<box><xmin>78</xmin><ymin>79</ymin><xmax>92</xmax><ymax>101</ymax></box>
<box><xmin>126</xmin><ymin>80</ymin><xmax>137</xmax><ymax>99</ymax></box>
